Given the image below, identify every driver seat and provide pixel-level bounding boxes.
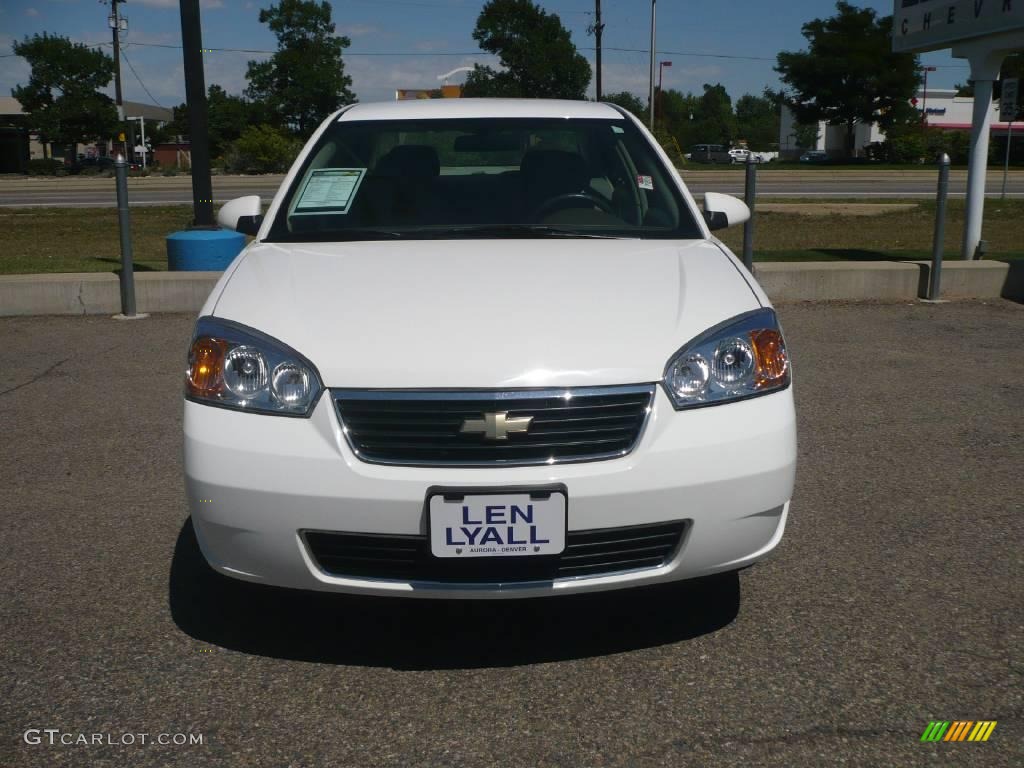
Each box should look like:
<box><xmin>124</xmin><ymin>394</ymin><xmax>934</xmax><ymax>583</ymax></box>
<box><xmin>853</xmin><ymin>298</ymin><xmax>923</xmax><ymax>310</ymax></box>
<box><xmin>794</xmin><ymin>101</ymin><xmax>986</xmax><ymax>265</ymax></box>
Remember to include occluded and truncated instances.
<box><xmin>520</xmin><ymin>149</ymin><xmax>590</xmax><ymax>216</ymax></box>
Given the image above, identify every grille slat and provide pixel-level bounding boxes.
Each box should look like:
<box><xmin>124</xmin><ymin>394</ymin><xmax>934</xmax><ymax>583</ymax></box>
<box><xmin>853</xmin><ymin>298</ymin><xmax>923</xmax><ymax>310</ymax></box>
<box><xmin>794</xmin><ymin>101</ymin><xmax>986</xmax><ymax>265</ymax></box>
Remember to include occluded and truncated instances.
<box><xmin>333</xmin><ymin>385</ymin><xmax>654</xmax><ymax>466</ymax></box>
<box><xmin>304</xmin><ymin>521</ymin><xmax>687</xmax><ymax>583</ymax></box>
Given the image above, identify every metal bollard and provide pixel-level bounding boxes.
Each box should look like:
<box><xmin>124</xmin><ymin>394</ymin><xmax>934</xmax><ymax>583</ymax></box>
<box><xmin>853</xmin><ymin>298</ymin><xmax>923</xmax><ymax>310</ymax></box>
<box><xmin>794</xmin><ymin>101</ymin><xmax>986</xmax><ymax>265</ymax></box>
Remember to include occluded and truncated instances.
<box><xmin>114</xmin><ymin>155</ymin><xmax>138</xmax><ymax>317</ymax></box>
<box><xmin>928</xmin><ymin>153</ymin><xmax>950</xmax><ymax>301</ymax></box>
<box><xmin>742</xmin><ymin>153</ymin><xmax>757</xmax><ymax>271</ymax></box>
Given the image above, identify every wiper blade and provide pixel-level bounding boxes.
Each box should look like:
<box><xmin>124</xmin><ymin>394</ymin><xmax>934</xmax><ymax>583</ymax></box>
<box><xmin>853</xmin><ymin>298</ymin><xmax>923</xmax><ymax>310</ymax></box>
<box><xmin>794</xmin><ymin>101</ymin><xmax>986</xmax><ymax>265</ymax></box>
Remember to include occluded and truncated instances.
<box><xmin>426</xmin><ymin>225</ymin><xmax>623</xmax><ymax>240</ymax></box>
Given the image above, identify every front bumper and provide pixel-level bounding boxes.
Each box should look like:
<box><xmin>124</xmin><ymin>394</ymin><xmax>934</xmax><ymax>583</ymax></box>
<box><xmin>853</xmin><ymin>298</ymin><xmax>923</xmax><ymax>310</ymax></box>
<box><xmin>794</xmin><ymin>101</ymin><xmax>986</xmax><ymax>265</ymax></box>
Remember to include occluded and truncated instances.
<box><xmin>183</xmin><ymin>386</ymin><xmax>796</xmax><ymax>599</ymax></box>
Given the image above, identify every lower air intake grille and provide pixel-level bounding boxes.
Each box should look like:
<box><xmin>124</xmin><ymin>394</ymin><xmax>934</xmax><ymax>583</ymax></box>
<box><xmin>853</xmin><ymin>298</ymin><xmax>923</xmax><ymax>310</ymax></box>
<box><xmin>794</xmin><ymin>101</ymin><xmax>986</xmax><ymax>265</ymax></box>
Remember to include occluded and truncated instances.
<box><xmin>331</xmin><ymin>385</ymin><xmax>654</xmax><ymax>467</ymax></box>
<box><xmin>304</xmin><ymin>521</ymin><xmax>688</xmax><ymax>583</ymax></box>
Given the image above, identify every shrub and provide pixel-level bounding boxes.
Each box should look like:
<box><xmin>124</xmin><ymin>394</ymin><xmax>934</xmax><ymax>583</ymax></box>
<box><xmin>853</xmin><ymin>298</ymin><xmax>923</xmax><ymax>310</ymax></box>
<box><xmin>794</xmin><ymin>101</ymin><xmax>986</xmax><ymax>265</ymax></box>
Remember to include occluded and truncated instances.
<box><xmin>224</xmin><ymin>125</ymin><xmax>300</xmax><ymax>174</ymax></box>
<box><xmin>27</xmin><ymin>158</ymin><xmax>65</xmax><ymax>176</ymax></box>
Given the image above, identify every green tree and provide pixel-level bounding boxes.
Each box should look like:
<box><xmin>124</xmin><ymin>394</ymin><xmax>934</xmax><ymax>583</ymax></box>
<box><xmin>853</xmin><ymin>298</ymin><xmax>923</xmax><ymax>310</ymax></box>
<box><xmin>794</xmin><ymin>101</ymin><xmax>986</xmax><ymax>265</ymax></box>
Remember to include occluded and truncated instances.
<box><xmin>776</xmin><ymin>1</ymin><xmax>920</xmax><ymax>158</ymax></box>
<box><xmin>171</xmin><ymin>85</ymin><xmax>257</xmax><ymax>157</ymax></box>
<box><xmin>792</xmin><ymin>122</ymin><xmax>820</xmax><ymax>150</ymax></box>
<box><xmin>735</xmin><ymin>91</ymin><xmax>780</xmax><ymax>150</ymax></box>
<box><xmin>463</xmin><ymin>0</ymin><xmax>591</xmax><ymax>99</ymax></box>
<box><xmin>11</xmin><ymin>33</ymin><xmax>118</xmax><ymax>158</ymax></box>
<box><xmin>246</xmin><ymin>0</ymin><xmax>356</xmax><ymax>136</ymax></box>
<box><xmin>690</xmin><ymin>83</ymin><xmax>737</xmax><ymax>146</ymax></box>
<box><xmin>602</xmin><ymin>91</ymin><xmax>646</xmax><ymax>118</ymax></box>
<box><xmin>602</xmin><ymin>91</ymin><xmax>643</xmax><ymax>118</ymax></box>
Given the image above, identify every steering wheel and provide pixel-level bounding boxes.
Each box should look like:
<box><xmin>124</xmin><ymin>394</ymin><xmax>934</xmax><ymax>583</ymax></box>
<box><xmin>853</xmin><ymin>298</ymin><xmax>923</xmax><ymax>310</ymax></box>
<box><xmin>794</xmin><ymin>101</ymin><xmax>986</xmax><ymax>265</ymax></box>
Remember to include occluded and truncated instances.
<box><xmin>530</xmin><ymin>191</ymin><xmax>617</xmax><ymax>221</ymax></box>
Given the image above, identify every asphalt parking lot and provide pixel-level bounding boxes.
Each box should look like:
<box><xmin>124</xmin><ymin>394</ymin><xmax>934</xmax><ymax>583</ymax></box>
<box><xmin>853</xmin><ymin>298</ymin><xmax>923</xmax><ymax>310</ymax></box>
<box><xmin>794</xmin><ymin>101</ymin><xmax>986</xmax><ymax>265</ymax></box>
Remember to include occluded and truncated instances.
<box><xmin>1</xmin><ymin>301</ymin><xmax>1021</xmax><ymax>767</ymax></box>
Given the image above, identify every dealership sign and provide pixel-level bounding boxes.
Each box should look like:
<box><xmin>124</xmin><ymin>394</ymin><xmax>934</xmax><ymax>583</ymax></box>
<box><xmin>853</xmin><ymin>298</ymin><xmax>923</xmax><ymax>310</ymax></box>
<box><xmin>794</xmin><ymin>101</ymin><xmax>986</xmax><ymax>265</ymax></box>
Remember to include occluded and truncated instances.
<box><xmin>894</xmin><ymin>0</ymin><xmax>1024</xmax><ymax>52</ymax></box>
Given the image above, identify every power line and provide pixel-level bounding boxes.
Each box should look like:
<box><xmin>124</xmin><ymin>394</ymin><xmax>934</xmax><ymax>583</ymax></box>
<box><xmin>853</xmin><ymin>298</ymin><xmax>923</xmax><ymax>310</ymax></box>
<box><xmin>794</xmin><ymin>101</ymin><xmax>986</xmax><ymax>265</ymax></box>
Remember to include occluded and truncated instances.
<box><xmin>52</xmin><ymin>38</ymin><xmax>971</xmax><ymax>68</ymax></box>
<box><xmin>122</xmin><ymin>41</ymin><xmax>493</xmax><ymax>56</ymax></box>
<box><xmin>120</xmin><ymin>49</ymin><xmax>166</xmax><ymax>108</ymax></box>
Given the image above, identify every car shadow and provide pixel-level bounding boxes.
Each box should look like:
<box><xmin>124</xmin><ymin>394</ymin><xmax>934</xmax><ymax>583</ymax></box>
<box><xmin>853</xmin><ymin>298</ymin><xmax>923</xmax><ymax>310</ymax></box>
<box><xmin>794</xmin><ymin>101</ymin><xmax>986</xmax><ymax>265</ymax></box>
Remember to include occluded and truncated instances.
<box><xmin>168</xmin><ymin>518</ymin><xmax>741</xmax><ymax>670</ymax></box>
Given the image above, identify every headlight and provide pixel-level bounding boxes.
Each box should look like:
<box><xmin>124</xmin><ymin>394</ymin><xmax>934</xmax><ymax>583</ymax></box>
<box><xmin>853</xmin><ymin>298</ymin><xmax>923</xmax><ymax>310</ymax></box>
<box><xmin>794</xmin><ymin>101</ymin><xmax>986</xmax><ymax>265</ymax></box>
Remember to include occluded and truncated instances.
<box><xmin>663</xmin><ymin>308</ymin><xmax>790</xmax><ymax>409</ymax></box>
<box><xmin>185</xmin><ymin>317</ymin><xmax>323</xmax><ymax>416</ymax></box>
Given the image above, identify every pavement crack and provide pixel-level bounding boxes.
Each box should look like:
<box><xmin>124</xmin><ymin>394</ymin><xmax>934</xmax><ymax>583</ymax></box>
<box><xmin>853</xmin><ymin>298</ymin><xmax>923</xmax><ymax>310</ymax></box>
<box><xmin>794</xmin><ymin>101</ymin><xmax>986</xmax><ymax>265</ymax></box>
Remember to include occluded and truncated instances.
<box><xmin>0</xmin><ymin>358</ymin><xmax>70</xmax><ymax>398</ymax></box>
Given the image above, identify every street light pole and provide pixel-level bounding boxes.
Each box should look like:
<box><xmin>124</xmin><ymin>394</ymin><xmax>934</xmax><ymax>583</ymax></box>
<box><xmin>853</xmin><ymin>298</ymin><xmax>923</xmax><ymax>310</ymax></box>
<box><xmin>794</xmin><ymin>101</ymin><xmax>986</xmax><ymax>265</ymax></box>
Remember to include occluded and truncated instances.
<box><xmin>649</xmin><ymin>0</ymin><xmax>656</xmax><ymax>130</ymax></box>
<box><xmin>658</xmin><ymin>60</ymin><xmax>672</xmax><ymax>123</ymax></box>
<box><xmin>921</xmin><ymin>65</ymin><xmax>937</xmax><ymax>139</ymax></box>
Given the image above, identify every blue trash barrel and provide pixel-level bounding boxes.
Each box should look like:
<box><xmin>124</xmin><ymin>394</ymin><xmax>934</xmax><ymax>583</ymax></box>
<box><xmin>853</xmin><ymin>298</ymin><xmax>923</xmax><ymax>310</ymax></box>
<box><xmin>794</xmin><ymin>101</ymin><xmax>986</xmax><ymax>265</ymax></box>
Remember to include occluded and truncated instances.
<box><xmin>166</xmin><ymin>229</ymin><xmax>246</xmax><ymax>271</ymax></box>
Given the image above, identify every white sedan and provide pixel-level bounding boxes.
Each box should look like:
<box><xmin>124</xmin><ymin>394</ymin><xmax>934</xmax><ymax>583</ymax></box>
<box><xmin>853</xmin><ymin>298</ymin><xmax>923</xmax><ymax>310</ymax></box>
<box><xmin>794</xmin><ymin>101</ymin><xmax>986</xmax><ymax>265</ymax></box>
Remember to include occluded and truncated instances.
<box><xmin>184</xmin><ymin>98</ymin><xmax>796</xmax><ymax>599</ymax></box>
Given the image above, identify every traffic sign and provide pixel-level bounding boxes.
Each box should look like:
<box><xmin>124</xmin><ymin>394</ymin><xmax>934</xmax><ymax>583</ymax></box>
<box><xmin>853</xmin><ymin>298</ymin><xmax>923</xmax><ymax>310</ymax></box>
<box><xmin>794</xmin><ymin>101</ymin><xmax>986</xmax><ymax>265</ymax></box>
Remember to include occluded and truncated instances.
<box><xmin>1000</xmin><ymin>77</ymin><xmax>1019</xmax><ymax>122</ymax></box>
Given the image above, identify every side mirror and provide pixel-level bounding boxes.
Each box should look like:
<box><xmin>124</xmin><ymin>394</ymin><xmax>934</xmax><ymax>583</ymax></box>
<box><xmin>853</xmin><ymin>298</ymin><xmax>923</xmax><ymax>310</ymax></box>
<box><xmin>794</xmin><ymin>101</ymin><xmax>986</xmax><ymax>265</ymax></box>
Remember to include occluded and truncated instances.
<box><xmin>217</xmin><ymin>195</ymin><xmax>263</xmax><ymax>236</ymax></box>
<box><xmin>703</xmin><ymin>192</ymin><xmax>751</xmax><ymax>231</ymax></box>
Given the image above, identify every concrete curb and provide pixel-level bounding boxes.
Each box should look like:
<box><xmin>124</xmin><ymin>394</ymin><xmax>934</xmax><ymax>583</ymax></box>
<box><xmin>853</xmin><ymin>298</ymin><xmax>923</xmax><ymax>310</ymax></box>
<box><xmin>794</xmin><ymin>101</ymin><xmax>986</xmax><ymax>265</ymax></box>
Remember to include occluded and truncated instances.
<box><xmin>0</xmin><ymin>271</ymin><xmax>221</xmax><ymax>316</ymax></box>
<box><xmin>0</xmin><ymin>262</ymin><xmax>1019</xmax><ymax>317</ymax></box>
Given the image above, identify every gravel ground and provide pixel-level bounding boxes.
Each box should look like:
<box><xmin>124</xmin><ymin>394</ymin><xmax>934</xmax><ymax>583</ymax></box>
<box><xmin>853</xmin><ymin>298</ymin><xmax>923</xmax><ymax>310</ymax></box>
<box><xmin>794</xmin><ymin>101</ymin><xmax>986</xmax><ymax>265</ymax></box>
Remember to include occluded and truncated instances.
<box><xmin>1</xmin><ymin>301</ymin><xmax>1021</xmax><ymax>767</ymax></box>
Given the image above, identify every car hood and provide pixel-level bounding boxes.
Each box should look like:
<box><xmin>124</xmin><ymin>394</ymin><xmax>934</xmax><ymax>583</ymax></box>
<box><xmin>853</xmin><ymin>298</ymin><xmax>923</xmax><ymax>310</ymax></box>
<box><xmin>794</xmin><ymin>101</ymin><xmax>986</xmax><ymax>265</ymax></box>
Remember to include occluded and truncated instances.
<box><xmin>212</xmin><ymin>239</ymin><xmax>760</xmax><ymax>388</ymax></box>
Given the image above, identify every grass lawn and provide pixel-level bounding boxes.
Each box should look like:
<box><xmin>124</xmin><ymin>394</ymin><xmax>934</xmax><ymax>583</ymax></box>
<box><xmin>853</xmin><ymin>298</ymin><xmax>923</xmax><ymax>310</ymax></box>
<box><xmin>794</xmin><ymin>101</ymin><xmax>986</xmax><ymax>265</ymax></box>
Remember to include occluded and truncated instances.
<box><xmin>717</xmin><ymin>198</ymin><xmax>1024</xmax><ymax>260</ymax></box>
<box><xmin>1</xmin><ymin>199</ymin><xmax>1021</xmax><ymax>275</ymax></box>
<box><xmin>0</xmin><ymin>206</ymin><xmax>193</xmax><ymax>274</ymax></box>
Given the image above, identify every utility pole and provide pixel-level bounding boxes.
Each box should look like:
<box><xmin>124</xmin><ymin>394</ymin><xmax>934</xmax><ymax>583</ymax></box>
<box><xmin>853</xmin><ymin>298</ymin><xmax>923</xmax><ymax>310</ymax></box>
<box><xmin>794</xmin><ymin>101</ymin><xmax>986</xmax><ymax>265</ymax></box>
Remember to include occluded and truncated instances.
<box><xmin>179</xmin><ymin>0</ymin><xmax>215</xmax><ymax>227</ymax></box>
<box><xmin>594</xmin><ymin>0</ymin><xmax>604</xmax><ymax>101</ymax></box>
<box><xmin>649</xmin><ymin>0</ymin><xmax>656</xmax><ymax>130</ymax></box>
<box><xmin>108</xmin><ymin>0</ymin><xmax>126</xmax><ymax>122</ymax></box>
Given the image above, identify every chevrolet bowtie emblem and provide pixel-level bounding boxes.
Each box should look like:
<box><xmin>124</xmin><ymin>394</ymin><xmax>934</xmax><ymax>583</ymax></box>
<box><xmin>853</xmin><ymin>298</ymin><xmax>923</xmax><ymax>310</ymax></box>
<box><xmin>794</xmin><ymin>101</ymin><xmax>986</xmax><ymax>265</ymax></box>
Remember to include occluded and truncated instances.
<box><xmin>460</xmin><ymin>411</ymin><xmax>533</xmax><ymax>441</ymax></box>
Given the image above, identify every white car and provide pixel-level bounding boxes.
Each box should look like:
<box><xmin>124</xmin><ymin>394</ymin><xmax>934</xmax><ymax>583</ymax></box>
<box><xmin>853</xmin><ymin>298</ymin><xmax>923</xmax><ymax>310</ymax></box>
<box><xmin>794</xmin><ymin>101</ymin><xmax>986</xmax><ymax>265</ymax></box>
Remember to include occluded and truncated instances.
<box><xmin>185</xmin><ymin>99</ymin><xmax>796</xmax><ymax>599</ymax></box>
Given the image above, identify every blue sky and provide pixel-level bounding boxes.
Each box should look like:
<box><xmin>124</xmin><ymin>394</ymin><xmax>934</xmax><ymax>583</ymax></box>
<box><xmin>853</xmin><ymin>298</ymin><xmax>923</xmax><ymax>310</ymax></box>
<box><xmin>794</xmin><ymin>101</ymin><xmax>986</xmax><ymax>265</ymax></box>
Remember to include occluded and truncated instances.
<box><xmin>1</xmin><ymin>0</ymin><xmax>969</xmax><ymax>109</ymax></box>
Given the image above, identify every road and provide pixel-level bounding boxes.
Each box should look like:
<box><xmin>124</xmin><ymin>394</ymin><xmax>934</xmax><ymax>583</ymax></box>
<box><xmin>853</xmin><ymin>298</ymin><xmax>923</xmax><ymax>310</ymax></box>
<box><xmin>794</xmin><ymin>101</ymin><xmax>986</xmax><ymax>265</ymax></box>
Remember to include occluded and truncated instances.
<box><xmin>1</xmin><ymin>302</ymin><xmax>1021</xmax><ymax>767</ymax></box>
<box><xmin>1</xmin><ymin>169</ymin><xmax>1022</xmax><ymax>206</ymax></box>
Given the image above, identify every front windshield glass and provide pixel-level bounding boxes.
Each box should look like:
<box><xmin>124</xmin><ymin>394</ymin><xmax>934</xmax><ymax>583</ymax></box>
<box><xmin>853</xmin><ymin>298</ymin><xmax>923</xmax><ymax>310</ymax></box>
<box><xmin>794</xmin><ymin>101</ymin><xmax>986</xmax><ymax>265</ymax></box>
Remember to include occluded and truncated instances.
<box><xmin>265</xmin><ymin>116</ymin><xmax>703</xmax><ymax>241</ymax></box>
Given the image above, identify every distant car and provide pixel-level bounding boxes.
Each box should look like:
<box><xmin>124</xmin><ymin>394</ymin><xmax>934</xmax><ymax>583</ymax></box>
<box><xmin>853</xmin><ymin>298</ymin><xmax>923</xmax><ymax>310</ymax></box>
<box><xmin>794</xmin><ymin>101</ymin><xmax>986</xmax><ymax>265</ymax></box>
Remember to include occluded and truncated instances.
<box><xmin>799</xmin><ymin>150</ymin><xmax>829</xmax><ymax>163</ymax></box>
<box><xmin>192</xmin><ymin>98</ymin><xmax>797</xmax><ymax>600</ymax></box>
<box><xmin>689</xmin><ymin>144</ymin><xmax>732</xmax><ymax>164</ymax></box>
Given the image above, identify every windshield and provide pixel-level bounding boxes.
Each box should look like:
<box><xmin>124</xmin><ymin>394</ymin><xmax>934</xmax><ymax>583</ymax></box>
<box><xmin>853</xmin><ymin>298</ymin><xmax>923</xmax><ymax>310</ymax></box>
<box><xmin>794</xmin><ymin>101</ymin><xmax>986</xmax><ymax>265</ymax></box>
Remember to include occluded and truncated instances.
<box><xmin>265</xmin><ymin>116</ymin><xmax>703</xmax><ymax>241</ymax></box>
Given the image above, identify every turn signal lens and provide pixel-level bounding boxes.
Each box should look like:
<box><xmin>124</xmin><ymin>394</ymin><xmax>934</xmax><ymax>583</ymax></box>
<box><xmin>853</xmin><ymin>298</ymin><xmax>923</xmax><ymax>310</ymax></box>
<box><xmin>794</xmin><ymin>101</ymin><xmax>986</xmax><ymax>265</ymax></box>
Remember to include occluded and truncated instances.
<box><xmin>186</xmin><ymin>337</ymin><xmax>227</xmax><ymax>397</ymax></box>
<box><xmin>751</xmin><ymin>329</ymin><xmax>789</xmax><ymax>388</ymax></box>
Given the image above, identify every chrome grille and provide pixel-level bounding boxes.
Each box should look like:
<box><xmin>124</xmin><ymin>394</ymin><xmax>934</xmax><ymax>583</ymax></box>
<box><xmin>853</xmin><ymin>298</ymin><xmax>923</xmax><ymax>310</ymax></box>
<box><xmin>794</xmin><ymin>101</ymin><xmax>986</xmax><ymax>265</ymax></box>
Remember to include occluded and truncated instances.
<box><xmin>332</xmin><ymin>385</ymin><xmax>654</xmax><ymax>466</ymax></box>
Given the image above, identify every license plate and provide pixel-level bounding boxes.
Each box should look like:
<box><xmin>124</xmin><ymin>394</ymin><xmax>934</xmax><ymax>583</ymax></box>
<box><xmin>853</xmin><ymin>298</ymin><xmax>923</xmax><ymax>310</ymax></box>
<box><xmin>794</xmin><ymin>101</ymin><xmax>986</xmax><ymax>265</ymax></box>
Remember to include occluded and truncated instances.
<box><xmin>428</xmin><ymin>489</ymin><xmax>567</xmax><ymax>558</ymax></box>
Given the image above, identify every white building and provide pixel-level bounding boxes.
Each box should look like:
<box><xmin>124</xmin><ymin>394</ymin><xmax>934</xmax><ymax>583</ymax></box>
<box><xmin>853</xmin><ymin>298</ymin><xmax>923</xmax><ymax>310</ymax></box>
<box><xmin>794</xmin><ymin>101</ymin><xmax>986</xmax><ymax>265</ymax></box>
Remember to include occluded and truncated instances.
<box><xmin>778</xmin><ymin>89</ymin><xmax>1011</xmax><ymax>158</ymax></box>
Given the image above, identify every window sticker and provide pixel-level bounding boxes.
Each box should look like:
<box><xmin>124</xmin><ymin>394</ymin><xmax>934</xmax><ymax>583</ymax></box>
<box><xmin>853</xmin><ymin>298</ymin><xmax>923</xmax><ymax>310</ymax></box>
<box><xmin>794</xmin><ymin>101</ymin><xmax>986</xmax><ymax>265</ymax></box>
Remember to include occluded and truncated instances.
<box><xmin>293</xmin><ymin>168</ymin><xmax>366</xmax><ymax>214</ymax></box>
<box><xmin>637</xmin><ymin>174</ymin><xmax>654</xmax><ymax>191</ymax></box>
